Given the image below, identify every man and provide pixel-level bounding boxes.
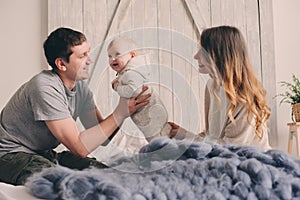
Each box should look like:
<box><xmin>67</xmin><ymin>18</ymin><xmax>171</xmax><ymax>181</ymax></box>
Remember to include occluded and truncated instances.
<box><xmin>0</xmin><ymin>27</ymin><xmax>150</xmax><ymax>185</ymax></box>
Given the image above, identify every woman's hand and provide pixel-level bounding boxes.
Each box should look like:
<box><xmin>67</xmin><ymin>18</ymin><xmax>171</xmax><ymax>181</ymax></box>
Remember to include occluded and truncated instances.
<box><xmin>114</xmin><ymin>86</ymin><xmax>151</xmax><ymax>119</ymax></box>
<box><xmin>168</xmin><ymin>122</ymin><xmax>187</xmax><ymax>140</ymax></box>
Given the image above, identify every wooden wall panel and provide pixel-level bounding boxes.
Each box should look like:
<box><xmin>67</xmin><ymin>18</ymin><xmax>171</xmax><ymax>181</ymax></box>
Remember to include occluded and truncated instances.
<box><xmin>157</xmin><ymin>0</ymin><xmax>173</xmax><ymax>123</ymax></box>
<box><xmin>244</xmin><ymin>0</ymin><xmax>261</xmax><ymax>79</ymax></box>
<box><xmin>48</xmin><ymin>0</ymin><xmax>83</xmax><ymax>33</ymax></box>
<box><xmin>183</xmin><ymin>1</ymin><xmax>200</xmax><ymax>131</ymax></box>
<box><xmin>171</xmin><ymin>0</ymin><xmax>187</xmax><ymax>125</ymax></box>
<box><xmin>259</xmin><ymin>0</ymin><xmax>278</xmax><ymax>146</ymax></box>
<box><xmin>48</xmin><ymin>0</ymin><xmax>277</xmax><ymax>146</ymax></box>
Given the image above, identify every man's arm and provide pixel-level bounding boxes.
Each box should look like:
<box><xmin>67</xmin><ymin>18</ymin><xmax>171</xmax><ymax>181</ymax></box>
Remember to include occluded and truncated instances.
<box><xmin>46</xmin><ymin>87</ymin><xmax>151</xmax><ymax>158</ymax></box>
<box><xmin>46</xmin><ymin>118</ymin><xmax>90</xmax><ymax>157</ymax></box>
<box><xmin>46</xmin><ymin>108</ymin><xmax>125</xmax><ymax>158</ymax></box>
<box><xmin>80</xmin><ymin>108</ymin><xmax>104</xmax><ymax>129</ymax></box>
<box><xmin>80</xmin><ymin>107</ymin><xmax>120</xmax><ymax>146</ymax></box>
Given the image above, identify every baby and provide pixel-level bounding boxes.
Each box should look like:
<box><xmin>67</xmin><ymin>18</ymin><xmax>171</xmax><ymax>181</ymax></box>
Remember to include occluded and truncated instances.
<box><xmin>107</xmin><ymin>37</ymin><xmax>171</xmax><ymax>142</ymax></box>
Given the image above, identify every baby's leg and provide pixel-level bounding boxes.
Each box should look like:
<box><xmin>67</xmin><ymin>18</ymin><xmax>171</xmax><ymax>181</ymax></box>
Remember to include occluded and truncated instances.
<box><xmin>132</xmin><ymin>92</ymin><xmax>170</xmax><ymax>142</ymax></box>
<box><xmin>145</xmin><ymin>123</ymin><xmax>172</xmax><ymax>142</ymax></box>
<box><xmin>160</xmin><ymin>123</ymin><xmax>172</xmax><ymax>137</ymax></box>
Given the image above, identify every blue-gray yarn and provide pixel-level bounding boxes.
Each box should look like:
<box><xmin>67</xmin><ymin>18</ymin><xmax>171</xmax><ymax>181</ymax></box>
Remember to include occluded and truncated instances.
<box><xmin>25</xmin><ymin>137</ymin><xmax>300</xmax><ymax>200</ymax></box>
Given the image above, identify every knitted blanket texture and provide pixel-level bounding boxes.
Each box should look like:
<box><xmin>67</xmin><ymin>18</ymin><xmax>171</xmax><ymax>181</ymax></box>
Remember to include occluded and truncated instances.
<box><xmin>26</xmin><ymin>137</ymin><xmax>300</xmax><ymax>200</ymax></box>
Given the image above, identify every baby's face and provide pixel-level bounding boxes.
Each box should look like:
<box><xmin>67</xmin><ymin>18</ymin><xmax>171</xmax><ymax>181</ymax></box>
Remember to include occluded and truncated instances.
<box><xmin>107</xmin><ymin>43</ymin><xmax>132</xmax><ymax>73</ymax></box>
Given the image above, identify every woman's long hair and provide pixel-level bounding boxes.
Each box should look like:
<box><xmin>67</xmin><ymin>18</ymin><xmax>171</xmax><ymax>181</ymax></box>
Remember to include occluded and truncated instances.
<box><xmin>200</xmin><ymin>26</ymin><xmax>270</xmax><ymax>138</ymax></box>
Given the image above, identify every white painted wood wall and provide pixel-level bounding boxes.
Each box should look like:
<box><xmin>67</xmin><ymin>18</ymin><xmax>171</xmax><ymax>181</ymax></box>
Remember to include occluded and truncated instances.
<box><xmin>48</xmin><ymin>0</ymin><xmax>277</xmax><ymax>148</ymax></box>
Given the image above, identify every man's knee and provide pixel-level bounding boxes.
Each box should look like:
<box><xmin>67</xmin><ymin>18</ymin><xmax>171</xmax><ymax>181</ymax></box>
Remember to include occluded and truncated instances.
<box><xmin>57</xmin><ymin>151</ymin><xmax>107</xmax><ymax>170</ymax></box>
<box><xmin>0</xmin><ymin>152</ymin><xmax>55</xmax><ymax>185</ymax></box>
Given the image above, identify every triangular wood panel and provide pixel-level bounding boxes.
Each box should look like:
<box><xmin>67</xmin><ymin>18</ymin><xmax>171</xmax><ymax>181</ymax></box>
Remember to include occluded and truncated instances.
<box><xmin>48</xmin><ymin>0</ymin><xmax>277</xmax><ymax>154</ymax></box>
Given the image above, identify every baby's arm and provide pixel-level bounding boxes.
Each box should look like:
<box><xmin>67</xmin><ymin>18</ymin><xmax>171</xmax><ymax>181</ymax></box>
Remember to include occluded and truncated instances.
<box><xmin>112</xmin><ymin>79</ymin><xmax>119</xmax><ymax>90</ymax></box>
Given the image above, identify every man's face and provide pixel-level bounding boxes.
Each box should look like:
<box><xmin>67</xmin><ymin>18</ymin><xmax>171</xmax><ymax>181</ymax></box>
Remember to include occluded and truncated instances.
<box><xmin>65</xmin><ymin>41</ymin><xmax>92</xmax><ymax>81</ymax></box>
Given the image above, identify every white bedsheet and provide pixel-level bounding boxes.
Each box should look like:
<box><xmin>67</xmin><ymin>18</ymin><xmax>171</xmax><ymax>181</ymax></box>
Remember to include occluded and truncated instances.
<box><xmin>0</xmin><ymin>182</ymin><xmax>40</xmax><ymax>200</ymax></box>
<box><xmin>0</xmin><ymin>124</ymin><xmax>148</xmax><ymax>200</ymax></box>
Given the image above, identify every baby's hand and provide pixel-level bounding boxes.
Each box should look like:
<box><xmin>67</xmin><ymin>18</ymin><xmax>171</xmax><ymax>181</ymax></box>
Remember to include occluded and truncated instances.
<box><xmin>112</xmin><ymin>80</ymin><xmax>119</xmax><ymax>90</ymax></box>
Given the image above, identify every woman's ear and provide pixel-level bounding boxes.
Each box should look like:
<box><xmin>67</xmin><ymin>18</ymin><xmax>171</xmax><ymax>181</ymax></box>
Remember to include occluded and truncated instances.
<box><xmin>55</xmin><ymin>58</ymin><xmax>67</xmax><ymax>71</ymax></box>
<box><xmin>130</xmin><ymin>51</ymin><xmax>137</xmax><ymax>58</ymax></box>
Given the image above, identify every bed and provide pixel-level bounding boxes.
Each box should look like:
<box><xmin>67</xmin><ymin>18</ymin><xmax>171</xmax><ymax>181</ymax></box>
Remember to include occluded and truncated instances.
<box><xmin>4</xmin><ymin>136</ymin><xmax>297</xmax><ymax>200</ymax></box>
<box><xmin>0</xmin><ymin>182</ymin><xmax>39</xmax><ymax>200</ymax></box>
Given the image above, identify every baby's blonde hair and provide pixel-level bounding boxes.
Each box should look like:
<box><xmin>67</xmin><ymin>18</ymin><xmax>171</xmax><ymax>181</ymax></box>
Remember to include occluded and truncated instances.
<box><xmin>201</xmin><ymin>26</ymin><xmax>270</xmax><ymax>139</ymax></box>
<box><xmin>107</xmin><ymin>37</ymin><xmax>137</xmax><ymax>53</ymax></box>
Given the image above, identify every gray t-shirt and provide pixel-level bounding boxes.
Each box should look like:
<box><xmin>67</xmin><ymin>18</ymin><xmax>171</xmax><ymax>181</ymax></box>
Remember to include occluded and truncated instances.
<box><xmin>0</xmin><ymin>70</ymin><xmax>96</xmax><ymax>157</ymax></box>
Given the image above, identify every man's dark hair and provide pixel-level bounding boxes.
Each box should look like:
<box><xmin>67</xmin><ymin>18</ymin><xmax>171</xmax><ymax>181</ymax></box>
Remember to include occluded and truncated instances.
<box><xmin>43</xmin><ymin>27</ymin><xmax>87</xmax><ymax>70</ymax></box>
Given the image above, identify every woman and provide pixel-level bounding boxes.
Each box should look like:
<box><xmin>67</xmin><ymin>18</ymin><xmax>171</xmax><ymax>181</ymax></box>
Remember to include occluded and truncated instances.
<box><xmin>169</xmin><ymin>25</ymin><xmax>271</xmax><ymax>151</ymax></box>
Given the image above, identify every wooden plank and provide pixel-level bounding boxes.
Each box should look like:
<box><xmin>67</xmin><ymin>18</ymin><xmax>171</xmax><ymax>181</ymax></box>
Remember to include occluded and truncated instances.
<box><xmin>184</xmin><ymin>0</ymin><xmax>208</xmax><ymax>36</ymax></box>
<box><xmin>106</xmin><ymin>0</ymin><xmax>122</xmax><ymax>86</ymax></box>
<box><xmin>184</xmin><ymin>0</ymin><xmax>211</xmax><ymax>132</ymax></box>
<box><xmin>144</xmin><ymin>0</ymin><xmax>160</xmax><ymax>98</ymax></box>
<box><xmin>171</xmin><ymin>0</ymin><xmax>190</xmax><ymax>128</ymax></box>
<box><xmin>88</xmin><ymin>0</ymin><xmax>148</xmax><ymax>157</ymax></box>
<box><xmin>88</xmin><ymin>0</ymin><xmax>132</xmax><ymax>91</ymax></box>
<box><xmin>193</xmin><ymin>0</ymin><xmax>212</xmax><ymax>132</ymax></box>
<box><xmin>48</xmin><ymin>0</ymin><xmax>62</xmax><ymax>33</ymax></box>
<box><xmin>210</xmin><ymin>0</ymin><xmax>244</xmax><ymax>30</ymax></box>
<box><xmin>210</xmin><ymin>0</ymin><xmax>222</xmax><ymax>26</ymax></box>
<box><xmin>48</xmin><ymin>0</ymin><xmax>83</xmax><ymax>32</ymax></box>
<box><xmin>84</xmin><ymin>0</ymin><xmax>120</xmax><ymax>117</ymax></box>
<box><xmin>208</xmin><ymin>0</ymin><xmax>262</xmax><ymax>81</ymax></box>
<box><xmin>157</xmin><ymin>0</ymin><xmax>174</xmax><ymax>121</ymax></box>
<box><xmin>245</xmin><ymin>0</ymin><xmax>262</xmax><ymax>80</ymax></box>
<box><xmin>180</xmin><ymin>0</ymin><xmax>199</xmax><ymax>133</ymax></box>
<box><xmin>83</xmin><ymin>0</ymin><xmax>108</xmax><ymax>49</ymax></box>
<box><xmin>105</xmin><ymin>0</ymin><xmax>121</xmax><ymax>116</ymax></box>
<box><xmin>62</xmin><ymin>0</ymin><xmax>83</xmax><ymax>31</ymax></box>
<box><xmin>234</xmin><ymin>0</ymin><xmax>246</xmax><ymax>30</ymax></box>
<box><xmin>183</xmin><ymin>0</ymin><xmax>195</xmax><ymax>131</ymax></box>
<box><xmin>117</xmin><ymin>0</ymin><xmax>133</xmax><ymax>36</ymax></box>
<box><xmin>259</xmin><ymin>0</ymin><xmax>278</xmax><ymax>146</ymax></box>
<box><xmin>83</xmin><ymin>0</ymin><xmax>109</xmax><ymax>113</ymax></box>
<box><xmin>130</xmin><ymin>0</ymin><xmax>144</xmax><ymax>55</ymax></box>
<box><xmin>106</xmin><ymin>0</ymin><xmax>132</xmax><ymax>37</ymax></box>
<box><xmin>144</xmin><ymin>0</ymin><xmax>158</xmax><ymax>28</ymax></box>
<box><xmin>47</xmin><ymin>0</ymin><xmax>277</xmax><ymax>147</ymax></box>
<box><xmin>196</xmin><ymin>0</ymin><xmax>212</xmax><ymax>27</ymax></box>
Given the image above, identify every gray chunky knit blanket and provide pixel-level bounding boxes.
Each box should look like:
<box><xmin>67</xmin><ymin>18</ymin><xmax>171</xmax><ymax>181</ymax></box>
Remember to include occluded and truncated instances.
<box><xmin>26</xmin><ymin>137</ymin><xmax>300</xmax><ymax>200</ymax></box>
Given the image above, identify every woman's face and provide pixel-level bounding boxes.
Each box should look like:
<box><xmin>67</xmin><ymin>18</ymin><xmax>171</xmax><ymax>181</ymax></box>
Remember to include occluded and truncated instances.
<box><xmin>194</xmin><ymin>48</ymin><xmax>211</xmax><ymax>74</ymax></box>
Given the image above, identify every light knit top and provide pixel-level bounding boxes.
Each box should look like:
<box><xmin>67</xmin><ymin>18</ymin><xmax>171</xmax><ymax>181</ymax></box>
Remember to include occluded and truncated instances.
<box><xmin>191</xmin><ymin>79</ymin><xmax>271</xmax><ymax>151</ymax></box>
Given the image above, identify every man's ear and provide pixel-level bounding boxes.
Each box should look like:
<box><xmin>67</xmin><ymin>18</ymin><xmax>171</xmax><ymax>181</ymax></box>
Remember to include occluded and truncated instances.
<box><xmin>55</xmin><ymin>58</ymin><xmax>67</xmax><ymax>71</ymax></box>
<box><xmin>130</xmin><ymin>51</ymin><xmax>136</xmax><ymax>58</ymax></box>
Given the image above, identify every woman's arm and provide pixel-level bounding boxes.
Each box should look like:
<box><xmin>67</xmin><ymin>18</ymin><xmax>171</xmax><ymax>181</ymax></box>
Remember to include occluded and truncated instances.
<box><xmin>168</xmin><ymin>122</ymin><xmax>205</xmax><ymax>141</ymax></box>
